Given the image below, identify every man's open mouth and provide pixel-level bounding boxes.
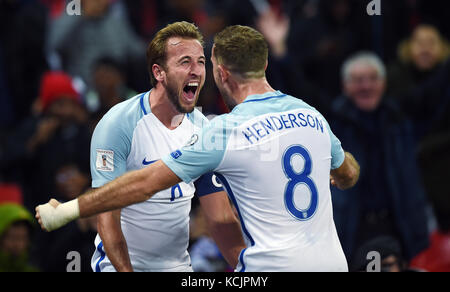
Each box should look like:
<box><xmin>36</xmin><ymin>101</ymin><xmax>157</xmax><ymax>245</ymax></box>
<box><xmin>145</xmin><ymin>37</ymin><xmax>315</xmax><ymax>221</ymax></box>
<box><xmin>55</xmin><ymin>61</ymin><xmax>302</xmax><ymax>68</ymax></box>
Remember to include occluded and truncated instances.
<box><xmin>183</xmin><ymin>82</ymin><xmax>199</xmax><ymax>101</ymax></box>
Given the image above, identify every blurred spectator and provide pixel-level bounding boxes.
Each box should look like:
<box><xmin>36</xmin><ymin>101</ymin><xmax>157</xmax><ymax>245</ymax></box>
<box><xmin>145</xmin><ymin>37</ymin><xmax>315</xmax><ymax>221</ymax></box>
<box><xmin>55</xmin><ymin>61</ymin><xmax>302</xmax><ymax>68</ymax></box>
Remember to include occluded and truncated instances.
<box><xmin>47</xmin><ymin>0</ymin><xmax>146</xmax><ymax>90</ymax></box>
<box><xmin>29</xmin><ymin>153</ymin><xmax>94</xmax><ymax>272</ymax></box>
<box><xmin>32</xmin><ymin>214</ymin><xmax>97</xmax><ymax>272</ymax></box>
<box><xmin>288</xmin><ymin>0</ymin><xmax>360</xmax><ymax>98</ymax></box>
<box><xmin>0</xmin><ymin>46</ymin><xmax>14</xmax><ymax>130</ymax></box>
<box><xmin>159</xmin><ymin>0</ymin><xmax>226</xmax><ymax>40</ymax></box>
<box><xmin>256</xmin><ymin>6</ymin><xmax>331</xmax><ymax>117</ymax></box>
<box><xmin>123</xmin><ymin>0</ymin><xmax>160</xmax><ymax>40</ymax></box>
<box><xmin>387</xmin><ymin>34</ymin><xmax>450</xmax><ymax>222</ymax></box>
<box><xmin>30</xmin><ymin>162</ymin><xmax>96</xmax><ymax>272</ymax></box>
<box><xmin>85</xmin><ymin>57</ymin><xmax>137</xmax><ymax>130</ymax></box>
<box><xmin>410</xmin><ymin>230</ymin><xmax>450</xmax><ymax>272</ymax></box>
<box><xmin>0</xmin><ymin>203</ymin><xmax>38</xmax><ymax>272</ymax></box>
<box><xmin>0</xmin><ymin>183</ymin><xmax>24</xmax><ymax>206</ymax></box>
<box><xmin>0</xmin><ymin>0</ymin><xmax>48</xmax><ymax>125</ymax></box>
<box><xmin>410</xmin><ymin>227</ymin><xmax>450</xmax><ymax>272</ymax></box>
<box><xmin>225</xmin><ymin>0</ymin><xmax>306</xmax><ymax>30</ymax></box>
<box><xmin>387</xmin><ymin>24</ymin><xmax>450</xmax><ymax>99</ymax></box>
<box><xmin>349</xmin><ymin>236</ymin><xmax>408</xmax><ymax>272</ymax></box>
<box><xmin>54</xmin><ymin>164</ymin><xmax>90</xmax><ymax>201</ymax></box>
<box><xmin>40</xmin><ymin>0</ymin><xmax>66</xmax><ymax>20</ymax></box>
<box><xmin>225</xmin><ymin>0</ymin><xmax>279</xmax><ymax>27</ymax></box>
<box><xmin>410</xmin><ymin>120</ymin><xmax>450</xmax><ymax>272</ymax></box>
<box><xmin>1</xmin><ymin>71</ymin><xmax>91</xmax><ymax>211</ymax></box>
<box><xmin>329</xmin><ymin>52</ymin><xmax>430</xmax><ymax>262</ymax></box>
<box><xmin>385</xmin><ymin>25</ymin><xmax>450</xmax><ymax>140</ymax></box>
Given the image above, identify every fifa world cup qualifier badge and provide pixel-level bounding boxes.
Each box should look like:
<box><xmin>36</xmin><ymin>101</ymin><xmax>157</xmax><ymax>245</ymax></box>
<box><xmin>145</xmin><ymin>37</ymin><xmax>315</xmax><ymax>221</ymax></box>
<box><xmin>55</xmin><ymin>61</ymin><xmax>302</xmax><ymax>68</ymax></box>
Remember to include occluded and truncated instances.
<box><xmin>96</xmin><ymin>149</ymin><xmax>114</xmax><ymax>172</ymax></box>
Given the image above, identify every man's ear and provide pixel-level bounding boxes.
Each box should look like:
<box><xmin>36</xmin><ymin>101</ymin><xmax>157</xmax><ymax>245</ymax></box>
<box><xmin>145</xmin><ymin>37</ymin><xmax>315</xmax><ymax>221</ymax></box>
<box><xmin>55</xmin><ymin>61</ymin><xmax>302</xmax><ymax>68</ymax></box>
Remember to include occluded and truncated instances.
<box><xmin>218</xmin><ymin>65</ymin><xmax>230</xmax><ymax>83</ymax></box>
<box><xmin>152</xmin><ymin>64</ymin><xmax>165</xmax><ymax>83</ymax></box>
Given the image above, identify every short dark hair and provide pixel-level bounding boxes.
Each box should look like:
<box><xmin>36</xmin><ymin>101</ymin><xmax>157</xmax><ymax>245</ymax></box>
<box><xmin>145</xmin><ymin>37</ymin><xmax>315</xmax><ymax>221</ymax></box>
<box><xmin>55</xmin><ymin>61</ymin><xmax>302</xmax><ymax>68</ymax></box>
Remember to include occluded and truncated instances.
<box><xmin>213</xmin><ymin>25</ymin><xmax>268</xmax><ymax>79</ymax></box>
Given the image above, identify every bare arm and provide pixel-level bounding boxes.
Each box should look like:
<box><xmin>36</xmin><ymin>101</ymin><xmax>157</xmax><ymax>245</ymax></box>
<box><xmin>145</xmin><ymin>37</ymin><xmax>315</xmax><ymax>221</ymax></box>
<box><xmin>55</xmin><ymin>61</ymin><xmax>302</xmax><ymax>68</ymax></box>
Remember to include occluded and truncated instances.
<box><xmin>35</xmin><ymin>160</ymin><xmax>181</xmax><ymax>231</ymax></box>
<box><xmin>79</xmin><ymin>160</ymin><xmax>180</xmax><ymax>217</ymax></box>
<box><xmin>330</xmin><ymin>152</ymin><xmax>360</xmax><ymax>190</ymax></box>
<box><xmin>97</xmin><ymin>210</ymin><xmax>133</xmax><ymax>272</ymax></box>
<box><xmin>199</xmin><ymin>192</ymin><xmax>246</xmax><ymax>269</ymax></box>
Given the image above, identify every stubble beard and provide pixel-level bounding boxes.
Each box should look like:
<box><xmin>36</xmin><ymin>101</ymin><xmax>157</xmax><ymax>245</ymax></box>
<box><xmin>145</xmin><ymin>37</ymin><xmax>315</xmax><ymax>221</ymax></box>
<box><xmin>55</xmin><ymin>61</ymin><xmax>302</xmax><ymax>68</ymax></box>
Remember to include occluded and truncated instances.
<box><xmin>165</xmin><ymin>79</ymin><xmax>195</xmax><ymax>114</ymax></box>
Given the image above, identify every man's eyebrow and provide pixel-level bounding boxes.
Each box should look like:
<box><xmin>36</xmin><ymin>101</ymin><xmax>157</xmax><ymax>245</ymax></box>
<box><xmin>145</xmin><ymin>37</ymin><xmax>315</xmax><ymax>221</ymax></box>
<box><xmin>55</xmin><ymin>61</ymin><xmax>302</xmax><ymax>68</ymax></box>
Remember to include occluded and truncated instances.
<box><xmin>178</xmin><ymin>56</ymin><xmax>191</xmax><ymax>63</ymax></box>
<box><xmin>178</xmin><ymin>55</ymin><xmax>206</xmax><ymax>62</ymax></box>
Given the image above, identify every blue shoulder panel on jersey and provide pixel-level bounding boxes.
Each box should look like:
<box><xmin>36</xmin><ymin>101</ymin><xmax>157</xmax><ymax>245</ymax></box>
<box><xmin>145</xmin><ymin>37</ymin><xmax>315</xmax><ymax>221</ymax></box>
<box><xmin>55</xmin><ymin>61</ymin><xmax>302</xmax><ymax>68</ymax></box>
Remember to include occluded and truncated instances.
<box><xmin>90</xmin><ymin>93</ymin><xmax>148</xmax><ymax>188</ymax></box>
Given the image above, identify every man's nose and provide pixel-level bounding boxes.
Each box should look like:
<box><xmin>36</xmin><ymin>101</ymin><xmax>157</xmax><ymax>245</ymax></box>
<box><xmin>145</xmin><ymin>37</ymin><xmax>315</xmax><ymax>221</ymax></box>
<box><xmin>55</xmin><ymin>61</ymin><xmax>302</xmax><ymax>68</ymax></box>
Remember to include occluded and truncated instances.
<box><xmin>190</xmin><ymin>62</ymin><xmax>204</xmax><ymax>77</ymax></box>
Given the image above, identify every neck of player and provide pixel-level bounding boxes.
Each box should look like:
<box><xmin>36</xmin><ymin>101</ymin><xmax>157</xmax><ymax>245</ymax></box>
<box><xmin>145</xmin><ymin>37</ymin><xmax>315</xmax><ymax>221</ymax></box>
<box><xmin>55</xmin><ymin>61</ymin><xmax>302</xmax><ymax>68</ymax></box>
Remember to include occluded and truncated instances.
<box><xmin>233</xmin><ymin>77</ymin><xmax>276</xmax><ymax>104</ymax></box>
<box><xmin>149</xmin><ymin>87</ymin><xmax>185</xmax><ymax>130</ymax></box>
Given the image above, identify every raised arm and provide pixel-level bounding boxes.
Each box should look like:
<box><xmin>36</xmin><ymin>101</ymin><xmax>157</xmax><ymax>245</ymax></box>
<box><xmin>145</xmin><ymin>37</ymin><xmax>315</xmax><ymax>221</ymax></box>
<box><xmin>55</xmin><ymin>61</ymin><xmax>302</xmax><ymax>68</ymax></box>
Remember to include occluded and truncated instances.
<box><xmin>35</xmin><ymin>160</ymin><xmax>181</xmax><ymax>231</ymax></box>
<box><xmin>330</xmin><ymin>152</ymin><xmax>360</xmax><ymax>190</ymax></box>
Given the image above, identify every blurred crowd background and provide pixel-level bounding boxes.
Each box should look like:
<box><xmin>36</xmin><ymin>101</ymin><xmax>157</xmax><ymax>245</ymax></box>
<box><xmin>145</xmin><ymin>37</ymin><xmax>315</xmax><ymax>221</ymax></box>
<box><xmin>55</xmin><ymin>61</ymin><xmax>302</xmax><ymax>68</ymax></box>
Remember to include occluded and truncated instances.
<box><xmin>0</xmin><ymin>0</ymin><xmax>449</xmax><ymax>272</ymax></box>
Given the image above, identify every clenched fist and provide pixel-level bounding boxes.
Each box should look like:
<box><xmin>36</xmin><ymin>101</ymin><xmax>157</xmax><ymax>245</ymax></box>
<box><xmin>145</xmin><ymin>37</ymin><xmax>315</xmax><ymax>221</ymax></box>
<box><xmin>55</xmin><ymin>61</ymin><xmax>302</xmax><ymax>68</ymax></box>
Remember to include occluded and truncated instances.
<box><xmin>35</xmin><ymin>199</ymin><xmax>80</xmax><ymax>232</ymax></box>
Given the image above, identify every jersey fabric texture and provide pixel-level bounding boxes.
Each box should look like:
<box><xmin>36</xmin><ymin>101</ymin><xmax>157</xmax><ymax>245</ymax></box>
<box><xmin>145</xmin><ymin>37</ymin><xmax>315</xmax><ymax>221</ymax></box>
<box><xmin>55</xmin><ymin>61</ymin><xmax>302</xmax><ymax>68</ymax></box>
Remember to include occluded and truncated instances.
<box><xmin>90</xmin><ymin>91</ymin><xmax>221</xmax><ymax>272</ymax></box>
<box><xmin>162</xmin><ymin>91</ymin><xmax>348</xmax><ymax>272</ymax></box>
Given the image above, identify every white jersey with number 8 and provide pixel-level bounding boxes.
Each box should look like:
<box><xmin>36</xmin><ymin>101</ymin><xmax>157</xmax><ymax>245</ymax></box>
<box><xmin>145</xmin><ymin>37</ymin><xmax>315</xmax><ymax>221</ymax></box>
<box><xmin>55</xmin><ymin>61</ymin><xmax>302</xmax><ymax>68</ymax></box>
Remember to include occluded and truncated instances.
<box><xmin>163</xmin><ymin>91</ymin><xmax>348</xmax><ymax>272</ymax></box>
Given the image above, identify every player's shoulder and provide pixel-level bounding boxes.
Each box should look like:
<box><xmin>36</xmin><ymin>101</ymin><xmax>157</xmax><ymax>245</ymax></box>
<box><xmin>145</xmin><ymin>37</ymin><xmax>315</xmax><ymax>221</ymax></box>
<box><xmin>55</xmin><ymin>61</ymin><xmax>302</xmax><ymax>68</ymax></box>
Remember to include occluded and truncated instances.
<box><xmin>196</xmin><ymin>112</ymin><xmax>240</xmax><ymax>141</ymax></box>
<box><xmin>283</xmin><ymin>94</ymin><xmax>321</xmax><ymax>113</ymax></box>
<box><xmin>98</xmin><ymin>93</ymin><xmax>145</xmax><ymax>126</ymax></box>
<box><xmin>103</xmin><ymin>93</ymin><xmax>144</xmax><ymax>120</ymax></box>
<box><xmin>282</xmin><ymin>94</ymin><xmax>331</xmax><ymax>124</ymax></box>
<box><xmin>93</xmin><ymin>92</ymin><xmax>147</xmax><ymax>140</ymax></box>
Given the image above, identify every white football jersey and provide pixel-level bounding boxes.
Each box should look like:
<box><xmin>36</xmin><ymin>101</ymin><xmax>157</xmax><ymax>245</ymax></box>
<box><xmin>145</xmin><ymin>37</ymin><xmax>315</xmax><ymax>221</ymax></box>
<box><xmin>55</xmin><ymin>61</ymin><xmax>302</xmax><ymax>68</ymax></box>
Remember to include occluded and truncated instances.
<box><xmin>163</xmin><ymin>91</ymin><xmax>348</xmax><ymax>272</ymax></box>
<box><xmin>90</xmin><ymin>91</ymin><xmax>214</xmax><ymax>272</ymax></box>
